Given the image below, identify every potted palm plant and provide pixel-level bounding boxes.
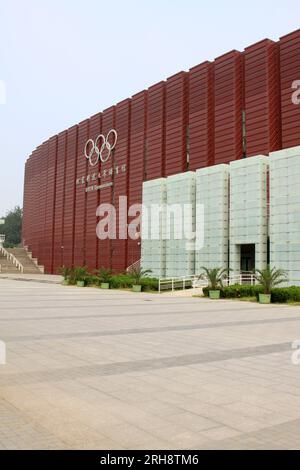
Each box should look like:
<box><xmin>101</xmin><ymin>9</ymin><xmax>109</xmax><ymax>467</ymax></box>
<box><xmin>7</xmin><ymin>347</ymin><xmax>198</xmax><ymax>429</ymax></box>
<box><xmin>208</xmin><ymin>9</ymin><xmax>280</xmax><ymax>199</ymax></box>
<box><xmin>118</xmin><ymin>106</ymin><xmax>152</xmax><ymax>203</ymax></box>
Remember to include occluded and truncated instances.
<box><xmin>96</xmin><ymin>267</ymin><xmax>112</xmax><ymax>289</ymax></box>
<box><xmin>74</xmin><ymin>266</ymin><xmax>89</xmax><ymax>287</ymax></box>
<box><xmin>201</xmin><ymin>267</ymin><xmax>228</xmax><ymax>299</ymax></box>
<box><xmin>254</xmin><ymin>266</ymin><xmax>288</xmax><ymax>304</ymax></box>
<box><xmin>130</xmin><ymin>266</ymin><xmax>152</xmax><ymax>292</ymax></box>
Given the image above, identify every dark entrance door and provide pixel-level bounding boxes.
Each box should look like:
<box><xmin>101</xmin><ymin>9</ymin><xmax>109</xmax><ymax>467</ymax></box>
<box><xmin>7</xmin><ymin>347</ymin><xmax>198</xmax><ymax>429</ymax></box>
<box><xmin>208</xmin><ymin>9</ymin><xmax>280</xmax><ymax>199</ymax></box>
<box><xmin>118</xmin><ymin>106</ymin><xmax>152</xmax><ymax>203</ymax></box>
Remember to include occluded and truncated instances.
<box><xmin>240</xmin><ymin>244</ymin><xmax>255</xmax><ymax>273</ymax></box>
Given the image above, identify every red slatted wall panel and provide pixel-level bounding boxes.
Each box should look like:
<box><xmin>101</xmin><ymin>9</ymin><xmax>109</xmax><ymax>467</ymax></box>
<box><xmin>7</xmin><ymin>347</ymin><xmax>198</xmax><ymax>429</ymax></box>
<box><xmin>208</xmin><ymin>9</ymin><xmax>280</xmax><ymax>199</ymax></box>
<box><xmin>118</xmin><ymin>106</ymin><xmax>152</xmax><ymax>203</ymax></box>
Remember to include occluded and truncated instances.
<box><xmin>189</xmin><ymin>61</ymin><xmax>214</xmax><ymax>170</ymax></box>
<box><xmin>112</xmin><ymin>99</ymin><xmax>130</xmax><ymax>272</ymax></box>
<box><xmin>98</xmin><ymin>107</ymin><xmax>115</xmax><ymax>269</ymax></box>
<box><xmin>53</xmin><ymin>132</ymin><xmax>67</xmax><ymax>273</ymax></box>
<box><xmin>43</xmin><ymin>136</ymin><xmax>57</xmax><ymax>273</ymax></box>
<box><xmin>22</xmin><ymin>160</ymin><xmax>29</xmax><ymax>246</ymax></box>
<box><xmin>127</xmin><ymin>91</ymin><xmax>147</xmax><ymax>267</ymax></box>
<box><xmin>146</xmin><ymin>82</ymin><xmax>165</xmax><ymax>180</ymax></box>
<box><xmin>214</xmin><ymin>51</ymin><xmax>243</xmax><ymax>164</ymax></box>
<box><xmin>85</xmin><ymin>114</ymin><xmax>101</xmax><ymax>271</ymax></box>
<box><xmin>280</xmin><ymin>29</ymin><xmax>300</xmax><ymax>148</ymax></box>
<box><xmin>38</xmin><ymin>141</ymin><xmax>49</xmax><ymax>267</ymax></box>
<box><xmin>62</xmin><ymin>126</ymin><xmax>78</xmax><ymax>268</ymax></box>
<box><xmin>244</xmin><ymin>39</ymin><xmax>281</xmax><ymax>156</ymax></box>
<box><xmin>165</xmin><ymin>72</ymin><xmax>188</xmax><ymax>175</ymax></box>
<box><xmin>31</xmin><ymin>147</ymin><xmax>42</xmax><ymax>258</ymax></box>
<box><xmin>24</xmin><ymin>155</ymin><xmax>33</xmax><ymax>252</ymax></box>
<box><xmin>74</xmin><ymin>120</ymin><xmax>89</xmax><ymax>267</ymax></box>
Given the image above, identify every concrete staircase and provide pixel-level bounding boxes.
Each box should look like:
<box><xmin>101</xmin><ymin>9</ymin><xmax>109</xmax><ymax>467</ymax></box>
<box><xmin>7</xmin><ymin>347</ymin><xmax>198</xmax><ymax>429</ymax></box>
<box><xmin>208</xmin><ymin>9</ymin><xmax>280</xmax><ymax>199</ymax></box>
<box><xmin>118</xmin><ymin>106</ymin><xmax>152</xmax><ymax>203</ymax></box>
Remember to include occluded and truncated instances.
<box><xmin>0</xmin><ymin>250</ymin><xmax>20</xmax><ymax>273</ymax></box>
<box><xmin>0</xmin><ymin>248</ymin><xmax>44</xmax><ymax>274</ymax></box>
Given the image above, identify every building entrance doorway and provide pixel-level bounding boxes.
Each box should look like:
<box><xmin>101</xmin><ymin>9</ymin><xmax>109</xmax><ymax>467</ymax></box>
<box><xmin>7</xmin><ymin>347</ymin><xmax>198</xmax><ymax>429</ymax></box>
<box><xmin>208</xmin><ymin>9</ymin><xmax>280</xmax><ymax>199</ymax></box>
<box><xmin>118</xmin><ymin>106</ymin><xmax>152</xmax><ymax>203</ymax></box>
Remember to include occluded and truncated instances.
<box><xmin>240</xmin><ymin>244</ymin><xmax>255</xmax><ymax>273</ymax></box>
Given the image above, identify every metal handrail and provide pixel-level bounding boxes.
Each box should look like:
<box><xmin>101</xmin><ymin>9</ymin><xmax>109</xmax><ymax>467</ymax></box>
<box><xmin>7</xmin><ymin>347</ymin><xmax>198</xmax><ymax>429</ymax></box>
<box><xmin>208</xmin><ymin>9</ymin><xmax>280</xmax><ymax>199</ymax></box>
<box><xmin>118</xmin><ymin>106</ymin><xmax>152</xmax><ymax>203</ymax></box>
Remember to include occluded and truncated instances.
<box><xmin>223</xmin><ymin>274</ymin><xmax>256</xmax><ymax>286</ymax></box>
<box><xmin>158</xmin><ymin>275</ymin><xmax>206</xmax><ymax>293</ymax></box>
<box><xmin>0</xmin><ymin>246</ymin><xmax>24</xmax><ymax>273</ymax></box>
<box><xmin>158</xmin><ymin>273</ymin><xmax>257</xmax><ymax>293</ymax></box>
<box><xmin>126</xmin><ymin>259</ymin><xmax>141</xmax><ymax>274</ymax></box>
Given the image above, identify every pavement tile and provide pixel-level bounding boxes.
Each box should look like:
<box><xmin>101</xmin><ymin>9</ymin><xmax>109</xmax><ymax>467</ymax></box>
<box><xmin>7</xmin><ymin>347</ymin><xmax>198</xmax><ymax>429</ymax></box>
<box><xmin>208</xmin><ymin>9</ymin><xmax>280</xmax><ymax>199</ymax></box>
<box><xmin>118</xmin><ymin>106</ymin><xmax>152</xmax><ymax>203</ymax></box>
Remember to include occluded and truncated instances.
<box><xmin>1</xmin><ymin>278</ymin><xmax>300</xmax><ymax>449</ymax></box>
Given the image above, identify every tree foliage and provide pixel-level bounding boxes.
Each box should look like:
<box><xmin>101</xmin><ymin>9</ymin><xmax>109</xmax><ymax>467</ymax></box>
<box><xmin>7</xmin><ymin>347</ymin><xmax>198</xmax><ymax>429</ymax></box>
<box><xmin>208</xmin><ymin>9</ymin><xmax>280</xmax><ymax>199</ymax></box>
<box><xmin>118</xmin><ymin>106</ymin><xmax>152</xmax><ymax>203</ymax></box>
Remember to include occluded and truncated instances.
<box><xmin>1</xmin><ymin>206</ymin><xmax>23</xmax><ymax>248</ymax></box>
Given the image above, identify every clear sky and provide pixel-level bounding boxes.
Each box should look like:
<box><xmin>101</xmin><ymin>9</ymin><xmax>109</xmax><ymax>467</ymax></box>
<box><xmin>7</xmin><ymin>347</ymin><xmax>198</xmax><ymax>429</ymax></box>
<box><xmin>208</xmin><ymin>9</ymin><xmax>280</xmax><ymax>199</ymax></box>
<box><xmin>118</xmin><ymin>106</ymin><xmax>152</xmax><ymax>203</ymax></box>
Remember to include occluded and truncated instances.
<box><xmin>0</xmin><ymin>0</ymin><xmax>299</xmax><ymax>216</ymax></box>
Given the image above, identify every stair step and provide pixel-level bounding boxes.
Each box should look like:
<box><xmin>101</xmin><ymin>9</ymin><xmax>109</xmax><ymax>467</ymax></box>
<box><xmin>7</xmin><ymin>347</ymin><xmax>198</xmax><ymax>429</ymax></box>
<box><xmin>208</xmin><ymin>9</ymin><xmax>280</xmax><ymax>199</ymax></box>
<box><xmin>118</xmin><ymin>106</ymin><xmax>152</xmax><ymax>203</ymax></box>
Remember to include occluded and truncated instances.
<box><xmin>3</xmin><ymin>248</ymin><xmax>44</xmax><ymax>274</ymax></box>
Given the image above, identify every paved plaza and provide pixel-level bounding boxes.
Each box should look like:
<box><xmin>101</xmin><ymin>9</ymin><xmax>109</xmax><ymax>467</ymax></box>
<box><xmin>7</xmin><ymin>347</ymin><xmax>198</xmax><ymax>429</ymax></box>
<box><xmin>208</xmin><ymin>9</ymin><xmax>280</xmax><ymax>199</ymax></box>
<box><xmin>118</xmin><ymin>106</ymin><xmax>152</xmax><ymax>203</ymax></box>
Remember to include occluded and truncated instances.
<box><xmin>0</xmin><ymin>278</ymin><xmax>300</xmax><ymax>449</ymax></box>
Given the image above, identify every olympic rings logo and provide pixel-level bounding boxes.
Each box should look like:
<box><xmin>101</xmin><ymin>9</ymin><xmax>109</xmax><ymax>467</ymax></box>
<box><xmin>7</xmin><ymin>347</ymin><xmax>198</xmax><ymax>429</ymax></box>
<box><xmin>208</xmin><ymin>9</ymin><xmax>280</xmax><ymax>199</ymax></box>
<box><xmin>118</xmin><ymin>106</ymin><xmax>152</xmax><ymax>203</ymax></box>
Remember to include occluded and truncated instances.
<box><xmin>84</xmin><ymin>129</ymin><xmax>118</xmax><ymax>166</ymax></box>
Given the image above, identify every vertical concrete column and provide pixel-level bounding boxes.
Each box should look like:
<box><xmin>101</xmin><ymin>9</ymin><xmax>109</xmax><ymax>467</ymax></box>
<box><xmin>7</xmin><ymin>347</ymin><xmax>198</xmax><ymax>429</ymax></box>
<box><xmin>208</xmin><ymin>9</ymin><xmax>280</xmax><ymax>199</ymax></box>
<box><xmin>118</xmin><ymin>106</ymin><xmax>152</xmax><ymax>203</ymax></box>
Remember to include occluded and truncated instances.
<box><xmin>165</xmin><ymin>172</ymin><xmax>196</xmax><ymax>277</ymax></box>
<box><xmin>141</xmin><ymin>178</ymin><xmax>167</xmax><ymax>277</ymax></box>
<box><xmin>229</xmin><ymin>156</ymin><xmax>269</xmax><ymax>275</ymax></box>
<box><xmin>270</xmin><ymin>146</ymin><xmax>300</xmax><ymax>286</ymax></box>
<box><xmin>195</xmin><ymin>164</ymin><xmax>229</xmax><ymax>272</ymax></box>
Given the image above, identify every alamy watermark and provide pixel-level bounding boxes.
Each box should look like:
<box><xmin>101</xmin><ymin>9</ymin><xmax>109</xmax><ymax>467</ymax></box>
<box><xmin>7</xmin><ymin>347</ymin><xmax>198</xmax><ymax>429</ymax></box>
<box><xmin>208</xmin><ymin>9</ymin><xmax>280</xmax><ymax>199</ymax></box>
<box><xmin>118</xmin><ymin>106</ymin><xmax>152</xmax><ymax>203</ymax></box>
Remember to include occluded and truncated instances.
<box><xmin>0</xmin><ymin>341</ymin><xmax>6</xmax><ymax>365</ymax></box>
<box><xmin>0</xmin><ymin>80</ymin><xmax>6</xmax><ymax>105</ymax></box>
<box><xmin>95</xmin><ymin>197</ymin><xmax>205</xmax><ymax>251</ymax></box>
<box><xmin>291</xmin><ymin>340</ymin><xmax>300</xmax><ymax>365</ymax></box>
<box><xmin>291</xmin><ymin>80</ymin><xmax>300</xmax><ymax>105</ymax></box>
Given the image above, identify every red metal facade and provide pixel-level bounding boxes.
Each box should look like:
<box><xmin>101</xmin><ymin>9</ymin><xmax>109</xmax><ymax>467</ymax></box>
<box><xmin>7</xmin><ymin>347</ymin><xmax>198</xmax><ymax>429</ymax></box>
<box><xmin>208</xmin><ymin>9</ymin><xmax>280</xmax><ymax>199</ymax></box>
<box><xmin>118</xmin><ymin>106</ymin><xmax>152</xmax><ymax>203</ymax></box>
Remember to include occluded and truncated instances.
<box><xmin>43</xmin><ymin>137</ymin><xmax>56</xmax><ymax>273</ymax></box>
<box><xmin>98</xmin><ymin>107</ymin><xmax>115</xmax><ymax>270</ymax></box>
<box><xmin>280</xmin><ymin>30</ymin><xmax>300</xmax><ymax>148</ymax></box>
<box><xmin>112</xmin><ymin>99</ymin><xmax>131</xmax><ymax>272</ymax></box>
<box><xmin>214</xmin><ymin>50</ymin><xmax>243</xmax><ymax>164</ymax></box>
<box><xmin>165</xmin><ymin>72</ymin><xmax>188</xmax><ymax>175</ymax></box>
<box><xmin>52</xmin><ymin>132</ymin><xmax>67</xmax><ymax>272</ymax></box>
<box><xmin>244</xmin><ymin>39</ymin><xmax>281</xmax><ymax>156</ymax></box>
<box><xmin>188</xmin><ymin>61</ymin><xmax>214</xmax><ymax>170</ymax></box>
<box><xmin>23</xmin><ymin>29</ymin><xmax>300</xmax><ymax>274</ymax></box>
<box><xmin>63</xmin><ymin>126</ymin><xmax>78</xmax><ymax>269</ymax></box>
<box><xmin>85</xmin><ymin>113</ymin><xmax>101</xmax><ymax>271</ymax></box>
<box><xmin>146</xmin><ymin>82</ymin><xmax>165</xmax><ymax>179</ymax></box>
<box><xmin>73</xmin><ymin>120</ymin><xmax>89</xmax><ymax>268</ymax></box>
<box><xmin>127</xmin><ymin>92</ymin><xmax>147</xmax><ymax>267</ymax></box>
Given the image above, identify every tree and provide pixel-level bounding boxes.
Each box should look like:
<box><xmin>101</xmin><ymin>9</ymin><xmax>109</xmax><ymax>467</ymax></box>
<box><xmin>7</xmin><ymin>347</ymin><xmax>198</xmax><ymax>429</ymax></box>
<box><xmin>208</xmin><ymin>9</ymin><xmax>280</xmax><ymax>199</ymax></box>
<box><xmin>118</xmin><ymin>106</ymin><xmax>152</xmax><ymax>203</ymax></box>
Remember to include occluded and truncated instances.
<box><xmin>0</xmin><ymin>206</ymin><xmax>23</xmax><ymax>248</ymax></box>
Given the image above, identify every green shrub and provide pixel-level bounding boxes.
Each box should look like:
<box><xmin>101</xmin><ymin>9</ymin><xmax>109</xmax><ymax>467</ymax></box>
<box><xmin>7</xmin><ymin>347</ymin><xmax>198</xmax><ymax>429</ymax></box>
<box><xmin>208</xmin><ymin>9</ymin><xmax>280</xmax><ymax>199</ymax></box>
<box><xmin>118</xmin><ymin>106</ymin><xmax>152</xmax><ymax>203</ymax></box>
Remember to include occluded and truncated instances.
<box><xmin>58</xmin><ymin>266</ymin><xmax>72</xmax><ymax>280</ymax></box>
<box><xmin>68</xmin><ymin>270</ymin><xmax>77</xmax><ymax>285</ymax></box>
<box><xmin>270</xmin><ymin>286</ymin><xmax>300</xmax><ymax>303</ymax></box>
<box><xmin>269</xmin><ymin>288</ymin><xmax>290</xmax><ymax>303</ymax></box>
<box><xmin>95</xmin><ymin>267</ymin><xmax>113</xmax><ymax>284</ymax></box>
<box><xmin>203</xmin><ymin>284</ymin><xmax>263</xmax><ymax>299</ymax></box>
<box><xmin>109</xmin><ymin>273</ymin><xmax>159</xmax><ymax>291</ymax></box>
<box><xmin>139</xmin><ymin>277</ymin><xmax>159</xmax><ymax>291</ymax></box>
<box><xmin>58</xmin><ymin>266</ymin><xmax>77</xmax><ymax>284</ymax></box>
<box><xmin>73</xmin><ymin>266</ymin><xmax>89</xmax><ymax>283</ymax></box>
<box><xmin>56</xmin><ymin>268</ymin><xmax>159</xmax><ymax>292</ymax></box>
<box><xmin>203</xmin><ymin>284</ymin><xmax>300</xmax><ymax>304</ymax></box>
<box><xmin>202</xmin><ymin>286</ymin><xmax>209</xmax><ymax>297</ymax></box>
<box><xmin>288</xmin><ymin>286</ymin><xmax>300</xmax><ymax>302</ymax></box>
<box><xmin>3</xmin><ymin>242</ymin><xmax>17</xmax><ymax>248</ymax></box>
<box><xmin>86</xmin><ymin>275</ymin><xmax>100</xmax><ymax>286</ymax></box>
<box><xmin>222</xmin><ymin>284</ymin><xmax>263</xmax><ymax>299</ymax></box>
<box><xmin>110</xmin><ymin>274</ymin><xmax>134</xmax><ymax>289</ymax></box>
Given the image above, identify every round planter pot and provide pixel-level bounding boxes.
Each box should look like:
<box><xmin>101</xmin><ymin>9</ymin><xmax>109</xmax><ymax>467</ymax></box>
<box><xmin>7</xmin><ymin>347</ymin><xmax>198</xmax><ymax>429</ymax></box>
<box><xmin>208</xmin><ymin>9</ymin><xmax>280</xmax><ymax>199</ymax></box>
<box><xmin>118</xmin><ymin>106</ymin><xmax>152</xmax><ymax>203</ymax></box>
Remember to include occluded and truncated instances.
<box><xmin>209</xmin><ymin>290</ymin><xmax>220</xmax><ymax>299</ymax></box>
<box><xmin>77</xmin><ymin>280</ymin><xmax>85</xmax><ymax>287</ymax></box>
<box><xmin>101</xmin><ymin>283</ymin><xmax>110</xmax><ymax>289</ymax></box>
<box><xmin>62</xmin><ymin>279</ymin><xmax>69</xmax><ymax>286</ymax></box>
<box><xmin>259</xmin><ymin>293</ymin><xmax>271</xmax><ymax>304</ymax></box>
<box><xmin>132</xmin><ymin>285</ymin><xmax>142</xmax><ymax>293</ymax></box>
